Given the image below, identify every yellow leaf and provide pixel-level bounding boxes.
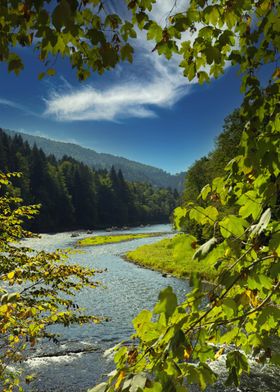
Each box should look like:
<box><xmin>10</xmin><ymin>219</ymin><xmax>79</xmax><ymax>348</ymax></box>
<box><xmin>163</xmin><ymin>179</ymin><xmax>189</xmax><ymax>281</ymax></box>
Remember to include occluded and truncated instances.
<box><xmin>7</xmin><ymin>271</ymin><xmax>15</xmax><ymax>280</ymax></box>
<box><xmin>115</xmin><ymin>370</ymin><xmax>125</xmax><ymax>389</ymax></box>
<box><xmin>184</xmin><ymin>346</ymin><xmax>192</xmax><ymax>361</ymax></box>
<box><xmin>247</xmin><ymin>290</ymin><xmax>259</xmax><ymax>307</ymax></box>
<box><xmin>14</xmin><ymin>335</ymin><xmax>20</xmax><ymax>344</ymax></box>
<box><xmin>215</xmin><ymin>347</ymin><xmax>225</xmax><ymax>359</ymax></box>
<box><xmin>0</xmin><ymin>304</ymin><xmax>8</xmax><ymax>314</ymax></box>
<box><xmin>225</xmin><ymin>248</ymin><xmax>231</xmax><ymax>257</ymax></box>
<box><xmin>273</xmin><ymin>68</ymin><xmax>280</xmax><ymax>79</ymax></box>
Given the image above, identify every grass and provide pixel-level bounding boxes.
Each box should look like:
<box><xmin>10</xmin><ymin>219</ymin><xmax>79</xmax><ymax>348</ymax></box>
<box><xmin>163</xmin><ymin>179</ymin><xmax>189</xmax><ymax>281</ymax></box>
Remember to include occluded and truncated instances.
<box><xmin>124</xmin><ymin>234</ymin><xmax>219</xmax><ymax>282</ymax></box>
<box><xmin>77</xmin><ymin>232</ymin><xmax>167</xmax><ymax>247</ymax></box>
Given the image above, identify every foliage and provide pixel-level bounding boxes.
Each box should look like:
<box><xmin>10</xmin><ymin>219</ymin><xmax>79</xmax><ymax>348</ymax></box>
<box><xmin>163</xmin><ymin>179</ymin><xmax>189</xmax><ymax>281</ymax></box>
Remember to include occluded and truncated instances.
<box><xmin>0</xmin><ymin>172</ymin><xmax>100</xmax><ymax>391</ymax></box>
<box><xmin>125</xmin><ymin>234</ymin><xmax>219</xmax><ymax>280</ymax></box>
<box><xmin>77</xmin><ymin>232</ymin><xmax>167</xmax><ymax>247</ymax></box>
<box><xmin>0</xmin><ymin>129</ymin><xmax>179</xmax><ymax>231</ymax></box>
<box><xmin>183</xmin><ymin>109</ymin><xmax>244</xmax><ymax>205</ymax></box>
<box><xmin>92</xmin><ymin>0</ymin><xmax>280</xmax><ymax>391</ymax></box>
<box><xmin>180</xmin><ymin>109</ymin><xmax>244</xmax><ymax>240</ymax></box>
<box><xmin>1</xmin><ymin>0</ymin><xmax>280</xmax><ymax>390</ymax></box>
<box><xmin>4</xmin><ymin>129</ymin><xmax>185</xmax><ymax>191</ymax></box>
<box><xmin>0</xmin><ymin>0</ymin><xmax>136</xmax><ymax>80</ymax></box>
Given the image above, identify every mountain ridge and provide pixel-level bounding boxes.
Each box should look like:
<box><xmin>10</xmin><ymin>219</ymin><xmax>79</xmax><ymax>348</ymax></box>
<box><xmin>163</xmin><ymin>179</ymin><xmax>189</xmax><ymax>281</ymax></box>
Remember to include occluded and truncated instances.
<box><xmin>4</xmin><ymin>128</ymin><xmax>185</xmax><ymax>191</ymax></box>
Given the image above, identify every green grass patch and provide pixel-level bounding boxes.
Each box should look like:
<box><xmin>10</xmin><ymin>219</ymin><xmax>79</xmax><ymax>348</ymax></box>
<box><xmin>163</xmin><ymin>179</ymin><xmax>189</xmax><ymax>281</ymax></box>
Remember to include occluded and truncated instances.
<box><xmin>77</xmin><ymin>232</ymin><xmax>167</xmax><ymax>247</ymax></box>
<box><xmin>124</xmin><ymin>234</ymin><xmax>219</xmax><ymax>282</ymax></box>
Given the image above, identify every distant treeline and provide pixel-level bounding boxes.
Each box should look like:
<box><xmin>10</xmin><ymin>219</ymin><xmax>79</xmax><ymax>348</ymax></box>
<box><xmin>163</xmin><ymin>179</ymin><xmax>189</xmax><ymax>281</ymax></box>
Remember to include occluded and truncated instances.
<box><xmin>0</xmin><ymin>129</ymin><xmax>179</xmax><ymax>232</ymax></box>
<box><xmin>4</xmin><ymin>128</ymin><xmax>185</xmax><ymax>191</ymax></box>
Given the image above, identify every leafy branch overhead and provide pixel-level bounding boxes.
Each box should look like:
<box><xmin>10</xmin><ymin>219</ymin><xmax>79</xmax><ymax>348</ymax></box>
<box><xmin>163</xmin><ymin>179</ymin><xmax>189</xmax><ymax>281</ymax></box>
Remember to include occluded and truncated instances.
<box><xmin>0</xmin><ymin>0</ymin><xmax>279</xmax><ymax>391</ymax></box>
<box><xmin>1</xmin><ymin>0</ymin><xmax>136</xmax><ymax>79</ymax></box>
<box><xmin>91</xmin><ymin>0</ymin><xmax>279</xmax><ymax>391</ymax></box>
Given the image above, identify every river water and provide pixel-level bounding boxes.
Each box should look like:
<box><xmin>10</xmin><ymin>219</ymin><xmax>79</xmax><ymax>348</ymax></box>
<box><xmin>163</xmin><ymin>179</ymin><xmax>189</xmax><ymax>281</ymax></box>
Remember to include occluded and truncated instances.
<box><xmin>20</xmin><ymin>225</ymin><xmax>279</xmax><ymax>392</ymax></box>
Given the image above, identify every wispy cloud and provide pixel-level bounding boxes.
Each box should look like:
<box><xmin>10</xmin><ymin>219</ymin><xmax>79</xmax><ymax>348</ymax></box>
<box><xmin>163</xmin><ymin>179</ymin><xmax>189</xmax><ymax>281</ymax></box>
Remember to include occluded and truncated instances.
<box><xmin>0</xmin><ymin>97</ymin><xmax>38</xmax><ymax>117</ymax></box>
<box><xmin>0</xmin><ymin>98</ymin><xmax>25</xmax><ymax>110</ymax></box>
<box><xmin>44</xmin><ymin>1</ymin><xmax>195</xmax><ymax>122</ymax></box>
<box><xmin>44</xmin><ymin>53</ymin><xmax>190</xmax><ymax>121</ymax></box>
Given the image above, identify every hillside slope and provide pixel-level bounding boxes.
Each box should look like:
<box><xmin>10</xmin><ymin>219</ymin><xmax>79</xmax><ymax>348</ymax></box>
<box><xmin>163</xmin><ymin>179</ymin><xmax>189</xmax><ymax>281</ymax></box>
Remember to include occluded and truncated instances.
<box><xmin>4</xmin><ymin>129</ymin><xmax>185</xmax><ymax>191</ymax></box>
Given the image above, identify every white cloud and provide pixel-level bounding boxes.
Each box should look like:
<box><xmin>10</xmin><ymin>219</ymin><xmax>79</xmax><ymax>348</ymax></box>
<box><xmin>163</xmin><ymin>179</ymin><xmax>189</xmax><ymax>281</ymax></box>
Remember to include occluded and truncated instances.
<box><xmin>0</xmin><ymin>98</ymin><xmax>24</xmax><ymax>110</ymax></box>
<box><xmin>0</xmin><ymin>97</ymin><xmax>38</xmax><ymax>117</ymax></box>
<box><xmin>44</xmin><ymin>0</ymin><xmax>195</xmax><ymax>122</ymax></box>
<box><xmin>44</xmin><ymin>52</ymin><xmax>191</xmax><ymax>122</ymax></box>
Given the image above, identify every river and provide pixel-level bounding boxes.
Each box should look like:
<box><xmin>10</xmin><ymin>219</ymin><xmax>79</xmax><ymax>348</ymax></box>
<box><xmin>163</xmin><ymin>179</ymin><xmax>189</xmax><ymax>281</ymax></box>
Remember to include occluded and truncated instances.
<box><xmin>20</xmin><ymin>225</ymin><xmax>279</xmax><ymax>392</ymax></box>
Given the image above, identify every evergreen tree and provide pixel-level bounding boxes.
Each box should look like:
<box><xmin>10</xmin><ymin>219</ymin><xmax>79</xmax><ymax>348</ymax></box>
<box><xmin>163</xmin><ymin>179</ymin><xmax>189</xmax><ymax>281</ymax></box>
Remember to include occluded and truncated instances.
<box><xmin>0</xmin><ymin>129</ymin><xmax>178</xmax><ymax>232</ymax></box>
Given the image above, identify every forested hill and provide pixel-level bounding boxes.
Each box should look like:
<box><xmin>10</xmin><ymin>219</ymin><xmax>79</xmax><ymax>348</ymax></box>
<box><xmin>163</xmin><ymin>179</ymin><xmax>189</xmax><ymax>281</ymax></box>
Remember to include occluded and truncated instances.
<box><xmin>0</xmin><ymin>129</ymin><xmax>179</xmax><ymax>232</ymax></box>
<box><xmin>4</xmin><ymin>128</ymin><xmax>185</xmax><ymax>191</ymax></box>
<box><xmin>180</xmin><ymin>110</ymin><xmax>244</xmax><ymax>239</ymax></box>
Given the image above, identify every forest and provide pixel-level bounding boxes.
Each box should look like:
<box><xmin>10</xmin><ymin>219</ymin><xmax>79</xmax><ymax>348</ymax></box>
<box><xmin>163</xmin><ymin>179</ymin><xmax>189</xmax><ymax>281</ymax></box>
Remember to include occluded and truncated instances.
<box><xmin>4</xmin><ymin>129</ymin><xmax>185</xmax><ymax>190</ymax></box>
<box><xmin>0</xmin><ymin>0</ymin><xmax>279</xmax><ymax>391</ymax></box>
<box><xmin>0</xmin><ymin>129</ymin><xmax>179</xmax><ymax>232</ymax></box>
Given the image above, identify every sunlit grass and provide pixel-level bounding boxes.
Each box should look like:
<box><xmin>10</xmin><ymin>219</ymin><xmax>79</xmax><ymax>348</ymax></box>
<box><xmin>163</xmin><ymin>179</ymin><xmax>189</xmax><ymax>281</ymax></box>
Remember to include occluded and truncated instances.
<box><xmin>77</xmin><ymin>232</ymin><xmax>167</xmax><ymax>247</ymax></box>
<box><xmin>124</xmin><ymin>234</ymin><xmax>218</xmax><ymax>281</ymax></box>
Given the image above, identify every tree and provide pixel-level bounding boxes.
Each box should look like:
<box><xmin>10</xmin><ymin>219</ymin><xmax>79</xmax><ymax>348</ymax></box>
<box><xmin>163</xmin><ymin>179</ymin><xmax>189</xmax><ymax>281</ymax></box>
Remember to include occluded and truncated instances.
<box><xmin>1</xmin><ymin>0</ymin><xmax>135</xmax><ymax>80</ymax></box>
<box><xmin>181</xmin><ymin>110</ymin><xmax>244</xmax><ymax>240</ymax></box>
<box><xmin>0</xmin><ymin>130</ymin><xmax>177</xmax><ymax>232</ymax></box>
<box><xmin>0</xmin><ymin>172</ymin><xmax>100</xmax><ymax>391</ymax></box>
<box><xmin>91</xmin><ymin>1</ymin><xmax>279</xmax><ymax>391</ymax></box>
<box><xmin>1</xmin><ymin>1</ymin><xmax>279</xmax><ymax>391</ymax></box>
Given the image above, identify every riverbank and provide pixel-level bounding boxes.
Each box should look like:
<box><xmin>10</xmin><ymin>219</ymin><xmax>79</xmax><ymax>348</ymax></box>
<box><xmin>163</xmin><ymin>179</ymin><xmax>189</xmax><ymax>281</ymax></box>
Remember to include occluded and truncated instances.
<box><xmin>124</xmin><ymin>234</ymin><xmax>218</xmax><ymax>282</ymax></box>
<box><xmin>77</xmin><ymin>232</ymin><xmax>169</xmax><ymax>247</ymax></box>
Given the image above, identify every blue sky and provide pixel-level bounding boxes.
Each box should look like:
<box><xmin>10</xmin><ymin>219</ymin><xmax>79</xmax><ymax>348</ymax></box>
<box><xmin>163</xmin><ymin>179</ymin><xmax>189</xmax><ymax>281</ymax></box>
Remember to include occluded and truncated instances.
<box><xmin>0</xmin><ymin>1</ymin><xmax>243</xmax><ymax>174</ymax></box>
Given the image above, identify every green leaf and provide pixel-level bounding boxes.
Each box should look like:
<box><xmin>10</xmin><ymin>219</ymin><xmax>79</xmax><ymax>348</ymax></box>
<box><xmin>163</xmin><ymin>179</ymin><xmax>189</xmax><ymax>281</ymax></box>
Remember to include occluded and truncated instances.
<box><xmin>225</xmin><ymin>11</ymin><xmax>237</xmax><ymax>28</ymax></box>
<box><xmin>200</xmin><ymin>184</ymin><xmax>211</xmax><ymax>200</ymax></box>
<box><xmin>204</xmin><ymin>46</ymin><xmax>220</xmax><ymax>64</ymax></box>
<box><xmin>173</xmin><ymin>234</ymin><xmax>196</xmax><ymax>262</ymax></box>
<box><xmin>221</xmin><ymin>326</ymin><xmax>238</xmax><ymax>342</ymax></box>
<box><xmin>208</xmin><ymin>6</ymin><xmax>220</xmax><ymax>25</ymax></box>
<box><xmin>225</xmin><ymin>351</ymin><xmax>249</xmax><ymax>386</ymax></box>
<box><xmin>204</xmin><ymin>206</ymin><xmax>219</xmax><ymax>222</ymax></box>
<box><xmin>197</xmin><ymin>363</ymin><xmax>217</xmax><ymax>390</ymax></box>
<box><xmin>222</xmin><ymin>298</ymin><xmax>237</xmax><ymax>318</ymax></box>
<box><xmin>52</xmin><ymin>0</ymin><xmax>73</xmax><ymax>30</ymax></box>
<box><xmin>38</xmin><ymin>72</ymin><xmax>45</xmax><ymax>80</ymax></box>
<box><xmin>120</xmin><ymin>22</ymin><xmax>137</xmax><ymax>40</ymax></box>
<box><xmin>147</xmin><ymin>22</ymin><xmax>162</xmax><ymax>41</ymax></box>
<box><xmin>8</xmin><ymin>54</ymin><xmax>24</xmax><ymax>75</ymax></box>
<box><xmin>154</xmin><ymin>286</ymin><xmax>177</xmax><ymax>319</ymax></box>
<box><xmin>100</xmin><ymin>44</ymin><xmax>118</xmax><ymax>68</ymax></box>
<box><xmin>46</xmin><ymin>68</ymin><xmax>56</xmax><ymax>76</ymax></box>
<box><xmin>114</xmin><ymin>346</ymin><xmax>127</xmax><ymax>365</ymax></box>
<box><xmin>198</xmin><ymin>71</ymin><xmax>210</xmax><ymax>84</ymax></box>
<box><xmin>133</xmin><ymin>309</ymin><xmax>152</xmax><ymax>332</ymax></box>
<box><xmin>271</xmin><ymin>353</ymin><xmax>280</xmax><ymax>366</ymax></box>
<box><xmin>220</xmin><ymin>215</ymin><xmax>248</xmax><ymax>239</ymax></box>
<box><xmin>269</xmin><ymin>231</ymin><xmax>280</xmax><ymax>256</ymax></box>
<box><xmin>144</xmin><ymin>381</ymin><xmax>163</xmax><ymax>392</ymax></box>
<box><xmin>239</xmin><ymin>201</ymin><xmax>262</xmax><ymax>220</ymax></box>
<box><xmin>173</xmin><ymin>206</ymin><xmax>187</xmax><ymax>229</ymax></box>
<box><xmin>120</xmin><ymin>44</ymin><xmax>134</xmax><ymax>62</ymax></box>
<box><xmin>189</xmin><ymin>206</ymin><xmax>205</xmax><ymax>223</ymax></box>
